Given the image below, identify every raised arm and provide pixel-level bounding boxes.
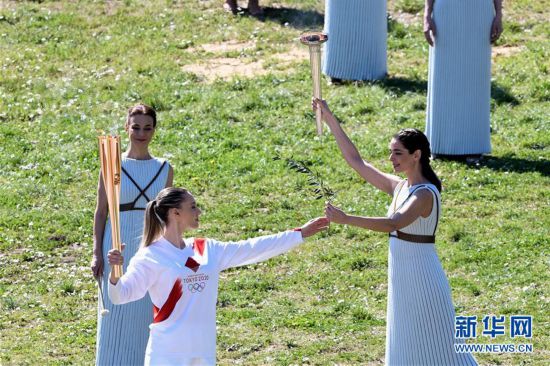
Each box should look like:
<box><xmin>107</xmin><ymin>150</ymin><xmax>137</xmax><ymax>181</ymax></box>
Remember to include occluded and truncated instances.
<box><xmin>216</xmin><ymin>217</ymin><xmax>328</xmax><ymax>271</ymax></box>
<box><xmin>313</xmin><ymin>99</ymin><xmax>401</xmax><ymax>195</ymax></box>
<box><xmin>325</xmin><ymin>190</ymin><xmax>433</xmax><ymax>233</ymax></box>
<box><xmin>91</xmin><ymin>172</ymin><xmax>108</xmax><ymax>279</ymax></box>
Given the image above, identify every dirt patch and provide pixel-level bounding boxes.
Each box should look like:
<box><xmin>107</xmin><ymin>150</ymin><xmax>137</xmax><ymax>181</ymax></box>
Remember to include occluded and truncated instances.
<box><xmin>390</xmin><ymin>10</ymin><xmax>421</xmax><ymax>27</ymax></box>
<box><xmin>492</xmin><ymin>45</ymin><xmax>524</xmax><ymax>57</ymax></box>
<box><xmin>182</xmin><ymin>42</ymin><xmax>309</xmax><ymax>81</ymax></box>
<box><xmin>60</xmin><ymin>255</ymin><xmax>77</xmax><ymax>263</ymax></box>
<box><xmin>183</xmin><ymin>57</ymin><xmax>267</xmax><ymax>80</ymax></box>
<box><xmin>187</xmin><ymin>40</ymin><xmax>256</xmax><ymax>54</ymax></box>
<box><xmin>275</xmin><ymin>46</ymin><xmax>308</xmax><ymax>62</ymax></box>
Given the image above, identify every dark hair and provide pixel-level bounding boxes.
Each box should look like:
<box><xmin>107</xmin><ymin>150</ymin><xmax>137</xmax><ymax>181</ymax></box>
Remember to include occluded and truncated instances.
<box><xmin>141</xmin><ymin>187</ymin><xmax>189</xmax><ymax>247</ymax></box>
<box><xmin>393</xmin><ymin>128</ymin><xmax>442</xmax><ymax>192</ymax></box>
<box><xmin>127</xmin><ymin>103</ymin><xmax>157</xmax><ymax>127</ymax></box>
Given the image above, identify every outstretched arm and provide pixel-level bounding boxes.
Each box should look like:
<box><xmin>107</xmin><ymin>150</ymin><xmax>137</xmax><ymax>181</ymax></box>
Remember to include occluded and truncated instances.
<box><xmin>313</xmin><ymin>99</ymin><xmax>401</xmax><ymax>195</ymax></box>
<box><xmin>216</xmin><ymin>217</ymin><xmax>329</xmax><ymax>271</ymax></box>
<box><xmin>325</xmin><ymin>190</ymin><xmax>433</xmax><ymax>232</ymax></box>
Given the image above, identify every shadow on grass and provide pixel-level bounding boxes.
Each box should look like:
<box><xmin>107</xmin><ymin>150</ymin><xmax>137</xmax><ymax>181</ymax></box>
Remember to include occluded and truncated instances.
<box><xmin>247</xmin><ymin>6</ymin><xmax>324</xmax><ymax>29</ymax></box>
<box><xmin>441</xmin><ymin>155</ymin><xmax>549</xmax><ymax>176</ymax></box>
<box><xmin>491</xmin><ymin>83</ymin><xmax>520</xmax><ymax>106</ymax></box>
<box><xmin>376</xmin><ymin>76</ymin><xmax>427</xmax><ymax>96</ymax></box>
<box><xmin>335</xmin><ymin>77</ymin><xmax>520</xmax><ymax>108</ymax></box>
<box><xmin>482</xmin><ymin>155</ymin><xmax>549</xmax><ymax>176</ymax></box>
<box><xmin>325</xmin><ymin>76</ymin><xmax>427</xmax><ymax>95</ymax></box>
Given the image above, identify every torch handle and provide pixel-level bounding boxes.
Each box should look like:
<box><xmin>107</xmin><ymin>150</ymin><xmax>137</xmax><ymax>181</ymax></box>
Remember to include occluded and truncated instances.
<box><xmin>98</xmin><ymin>136</ymin><xmax>123</xmax><ymax>279</ymax></box>
<box><xmin>110</xmin><ymin>137</ymin><xmax>123</xmax><ymax>279</ymax></box>
<box><xmin>310</xmin><ymin>44</ymin><xmax>323</xmax><ymax>135</ymax></box>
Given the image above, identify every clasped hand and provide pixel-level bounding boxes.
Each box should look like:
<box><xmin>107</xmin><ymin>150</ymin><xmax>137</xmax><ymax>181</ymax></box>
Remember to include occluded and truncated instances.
<box><xmin>311</xmin><ymin>98</ymin><xmax>335</xmax><ymax>123</ymax></box>
<box><xmin>107</xmin><ymin>243</ymin><xmax>126</xmax><ymax>266</ymax></box>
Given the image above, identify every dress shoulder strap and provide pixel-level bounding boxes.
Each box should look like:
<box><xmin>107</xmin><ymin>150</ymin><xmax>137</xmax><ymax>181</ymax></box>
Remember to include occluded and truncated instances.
<box><xmin>391</xmin><ymin>180</ymin><xmax>407</xmax><ymax>213</ymax></box>
<box><xmin>141</xmin><ymin>161</ymin><xmax>168</xmax><ymax>195</ymax></box>
<box><xmin>393</xmin><ymin>184</ymin><xmax>425</xmax><ymax>213</ymax></box>
<box><xmin>393</xmin><ymin>184</ymin><xmax>440</xmax><ymax>236</ymax></box>
<box><xmin>119</xmin><ymin>161</ymin><xmax>168</xmax><ymax>211</ymax></box>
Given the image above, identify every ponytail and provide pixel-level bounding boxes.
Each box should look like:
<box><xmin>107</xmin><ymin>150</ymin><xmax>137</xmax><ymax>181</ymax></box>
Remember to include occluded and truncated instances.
<box><xmin>420</xmin><ymin>155</ymin><xmax>442</xmax><ymax>192</ymax></box>
<box><xmin>141</xmin><ymin>200</ymin><xmax>163</xmax><ymax>248</ymax></box>
<box><xmin>141</xmin><ymin>187</ymin><xmax>190</xmax><ymax>247</ymax></box>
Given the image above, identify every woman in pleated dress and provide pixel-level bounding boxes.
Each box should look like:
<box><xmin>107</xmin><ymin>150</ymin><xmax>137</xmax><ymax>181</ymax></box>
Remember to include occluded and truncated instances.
<box><xmin>424</xmin><ymin>0</ymin><xmax>503</xmax><ymax>158</ymax></box>
<box><xmin>313</xmin><ymin>98</ymin><xmax>477</xmax><ymax>365</ymax></box>
<box><xmin>323</xmin><ymin>0</ymin><xmax>387</xmax><ymax>82</ymax></box>
<box><xmin>91</xmin><ymin>104</ymin><xmax>174</xmax><ymax>365</ymax></box>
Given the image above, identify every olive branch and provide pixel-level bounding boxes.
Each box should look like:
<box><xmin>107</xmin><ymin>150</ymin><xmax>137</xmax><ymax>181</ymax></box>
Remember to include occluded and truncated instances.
<box><xmin>274</xmin><ymin>155</ymin><xmax>335</xmax><ymax>202</ymax></box>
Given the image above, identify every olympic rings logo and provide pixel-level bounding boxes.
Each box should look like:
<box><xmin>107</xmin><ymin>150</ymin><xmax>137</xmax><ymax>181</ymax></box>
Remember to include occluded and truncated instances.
<box><xmin>188</xmin><ymin>282</ymin><xmax>206</xmax><ymax>293</ymax></box>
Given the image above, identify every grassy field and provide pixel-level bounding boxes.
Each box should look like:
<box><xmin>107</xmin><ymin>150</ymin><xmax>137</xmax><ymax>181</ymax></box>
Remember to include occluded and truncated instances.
<box><xmin>0</xmin><ymin>0</ymin><xmax>548</xmax><ymax>364</ymax></box>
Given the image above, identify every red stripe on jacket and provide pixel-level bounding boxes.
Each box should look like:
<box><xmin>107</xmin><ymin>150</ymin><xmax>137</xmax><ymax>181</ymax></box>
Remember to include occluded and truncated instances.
<box><xmin>193</xmin><ymin>238</ymin><xmax>205</xmax><ymax>256</ymax></box>
<box><xmin>153</xmin><ymin>278</ymin><xmax>183</xmax><ymax>323</ymax></box>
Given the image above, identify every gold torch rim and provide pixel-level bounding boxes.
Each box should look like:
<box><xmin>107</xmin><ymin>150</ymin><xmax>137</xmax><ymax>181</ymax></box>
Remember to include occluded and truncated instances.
<box><xmin>299</xmin><ymin>31</ymin><xmax>328</xmax><ymax>45</ymax></box>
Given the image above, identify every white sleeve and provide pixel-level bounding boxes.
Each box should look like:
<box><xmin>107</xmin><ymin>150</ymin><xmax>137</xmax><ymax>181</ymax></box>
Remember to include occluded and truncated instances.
<box><xmin>108</xmin><ymin>252</ymin><xmax>158</xmax><ymax>305</ymax></box>
<box><xmin>216</xmin><ymin>230</ymin><xmax>303</xmax><ymax>271</ymax></box>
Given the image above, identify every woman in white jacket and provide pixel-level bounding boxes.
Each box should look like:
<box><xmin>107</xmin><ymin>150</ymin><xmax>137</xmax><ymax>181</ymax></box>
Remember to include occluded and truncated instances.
<box><xmin>107</xmin><ymin>187</ymin><xmax>328</xmax><ymax>365</ymax></box>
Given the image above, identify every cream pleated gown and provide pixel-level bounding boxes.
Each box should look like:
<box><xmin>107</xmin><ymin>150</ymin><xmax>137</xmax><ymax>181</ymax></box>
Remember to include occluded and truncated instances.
<box><xmin>323</xmin><ymin>0</ymin><xmax>387</xmax><ymax>81</ymax></box>
<box><xmin>426</xmin><ymin>0</ymin><xmax>495</xmax><ymax>155</ymax></box>
<box><xmin>385</xmin><ymin>181</ymin><xmax>477</xmax><ymax>365</ymax></box>
<box><xmin>96</xmin><ymin>156</ymin><xmax>170</xmax><ymax>366</ymax></box>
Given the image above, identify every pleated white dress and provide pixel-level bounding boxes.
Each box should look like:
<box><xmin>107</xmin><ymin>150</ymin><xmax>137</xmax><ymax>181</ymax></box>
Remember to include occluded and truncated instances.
<box><xmin>96</xmin><ymin>156</ymin><xmax>170</xmax><ymax>366</ymax></box>
<box><xmin>385</xmin><ymin>181</ymin><xmax>477</xmax><ymax>365</ymax></box>
<box><xmin>322</xmin><ymin>0</ymin><xmax>387</xmax><ymax>81</ymax></box>
<box><xmin>426</xmin><ymin>0</ymin><xmax>495</xmax><ymax>155</ymax></box>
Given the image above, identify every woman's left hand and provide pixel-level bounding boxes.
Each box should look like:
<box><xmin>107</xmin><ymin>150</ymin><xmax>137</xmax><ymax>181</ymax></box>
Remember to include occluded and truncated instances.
<box><xmin>325</xmin><ymin>203</ymin><xmax>349</xmax><ymax>225</ymax></box>
<box><xmin>490</xmin><ymin>16</ymin><xmax>503</xmax><ymax>44</ymax></box>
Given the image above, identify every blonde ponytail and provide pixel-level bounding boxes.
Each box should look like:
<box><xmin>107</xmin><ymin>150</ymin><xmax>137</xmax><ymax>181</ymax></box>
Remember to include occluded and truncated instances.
<box><xmin>141</xmin><ymin>187</ymin><xmax>190</xmax><ymax>247</ymax></box>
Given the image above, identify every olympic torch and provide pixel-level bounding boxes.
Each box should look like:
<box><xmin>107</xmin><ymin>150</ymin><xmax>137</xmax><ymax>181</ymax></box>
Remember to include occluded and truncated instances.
<box><xmin>98</xmin><ymin>135</ymin><xmax>123</xmax><ymax>279</ymax></box>
<box><xmin>300</xmin><ymin>31</ymin><xmax>328</xmax><ymax>135</ymax></box>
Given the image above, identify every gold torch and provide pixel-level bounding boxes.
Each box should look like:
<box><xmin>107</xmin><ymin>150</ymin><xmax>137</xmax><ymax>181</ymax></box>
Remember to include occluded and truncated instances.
<box><xmin>300</xmin><ymin>31</ymin><xmax>328</xmax><ymax>135</ymax></box>
<box><xmin>98</xmin><ymin>135</ymin><xmax>123</xmax><ymax>279</ymax></box>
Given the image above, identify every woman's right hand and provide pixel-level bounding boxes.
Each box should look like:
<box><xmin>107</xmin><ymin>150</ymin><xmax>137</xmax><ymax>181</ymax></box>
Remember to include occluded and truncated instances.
<box><xmin>91</xmin><ymin>253</ymin><xmax>104</xmax><ymax>279</ymax></box>
<box><xmin>300</xmin><ymin>217</ymin><xmax>330</xmax><ymax>238</ymax></box>
<box><xmin>312</xmin><ymin>98</ymin><xmax>334</xmax><ymax>125</ymax></box>
<box><xmin>423</xmin><ymin>16</ymin><xmax>436</xmax><ymax>46</ymax></box>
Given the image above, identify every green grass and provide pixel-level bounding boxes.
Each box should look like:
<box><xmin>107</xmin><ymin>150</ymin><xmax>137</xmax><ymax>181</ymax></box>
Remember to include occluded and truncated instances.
<box><xmin>1</xmin><ymin>0</ymin><xmax>549</xmax><ymax>364</ymax></box>
<box><xmin>394</xmin><ymin>0</ymin><xmax>425</xmax><ymax>14</ymax></box>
